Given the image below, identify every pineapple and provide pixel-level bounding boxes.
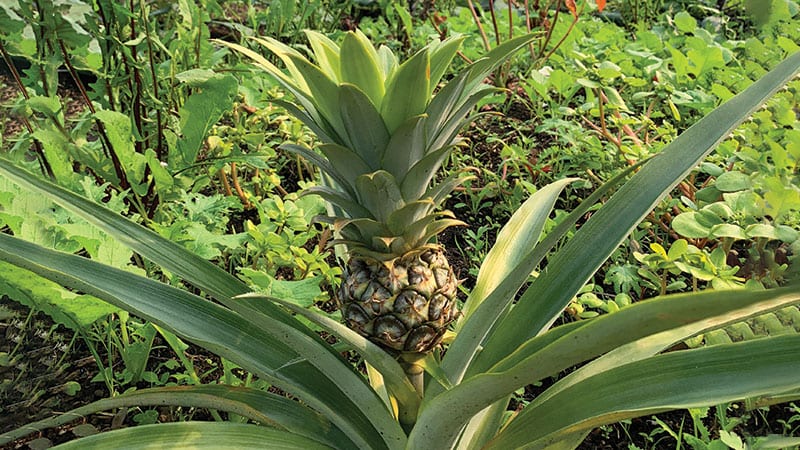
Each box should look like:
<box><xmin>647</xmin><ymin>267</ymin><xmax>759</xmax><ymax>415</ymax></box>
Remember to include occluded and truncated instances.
<box><xmin>224</xmin><ymin>30</ymin><xmax>535</xmax><ymax>354</ymax></box>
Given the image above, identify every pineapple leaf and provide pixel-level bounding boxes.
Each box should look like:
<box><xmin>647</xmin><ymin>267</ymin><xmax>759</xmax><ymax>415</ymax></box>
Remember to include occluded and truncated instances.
<box><xmin>355</xmin><ymin>171</ymin><xmax>405</xmax><ymax>223</ymax></box>
<box><xmin>386</xmin><ymin>199</ymin><xmax>437</xmax><ymax>236</ymax></box>
<box><xmin>425</xmin><ymin>171</ymin><xmax>476</xmax><ymax>207</ymax></box>
<box><xmin>280</xmin><ymin>144</ymin><xmax>356</xmax><ymax>198</ymax></box>
<box><xmin>301</xmin><ymin>186</ymin><xmax>371</xmax><ymax>219</ymax></box>
<box><xmin>380</xmin><ymin>47</ymin><xmax>431</xmax><ymax>133</ymax></box>
<box><xmin>439</xmin><ymin>161</ymin><xmax>648</xmax><ymax>389</ymax></box>
<box><xmin>428</xmin><ymin>35</ymin><xmax>467</xmax><ymax>96</ymax></box>
<box><xmin>424</xmin><ymin>74</ymin><xmax>469</xmax><ymax>145</ymax></box>
<box><xmin>271</xmin><ymin>99</ymin><xmax>335</xmax><ymax>143</ymax></box>
<box><xmin>400</xmin><ymin>146</ymin><xmax>454</xmax><ymax>202</ymax></box>
<box><xmin>462</xmin><ymin>33</ymin><xmax>538</xmax><ymax>91</ymax></box>
<box><xmin>250</xmin><ymin>37</ymin><xmax>311</xmax><ymax>93</ymax></box>
<box><xmin>428</xmin><ymin>86</ymin><xmax>502</xmax><ymax>153</ymax></box>
<box><xmin>284</xmin><ymin>54</ymin><xmax>349</xmax><ymax>147</ymax></box>
<box><xmin>413</xmin><ymin>286</ymin><xmax>800</xmax><ymax>449</ymax></box>
<box><xmin>215</xmin><ymin>39</ymin><xmax>307</xmax><ymax>94</ymax></box>
<box><xmin>477</xmin><ymin>50</ymin><xmax>800</xmax><ymax>372</ymax></box>
<box><xmin>381</xmin><ymin>115</ymin><xmax>427</xmax><ymax>182</ymax></box>
<box><xmin>304</xmin><ymin>30</ymin><xmax>341</xmax><ymax>81</ymax></box>
<box><xmin>464</xmin><ymin>178</ymin><xmax>581</xmax><ymax>320</ymax></box>
<box><xmin>318</xmin><ymin>143</ymin><xmax>373</xmax><ymax>189</ymax></box>
<box><xmin>398</xmin><ymin>213</ymin><xmax>464</xmax><ymax>252</ymax></box>
<box><xmin>377</xmin><ymin>45</ymin><xmax>398</xmax><ymax>79</ymax></box>
<box><xmin>215</xmin><ymin>41</ymin><xmax>336</xmax><ymax>141</ymax></box>
<box><xmin>0</xmin><ymin>384</ymin><xmax>352</xmax><ymax>449</ymax></box>
<box><xmin>0</xmin><ymin>232</ymin><xmax>403</xmax><ymax>450</ymax></box>
<box><xmin>339</xmin><ymin>84</ymin><xmax>390</xmax><ymax>169</ymax></box>
<box><xmin>39</xmin><ymin>422</ymin><xmax>337</xmax><ymax>449</ymax></box>
<box><xmin>340</xmin><ymin>30</ymin><xmax>386</xmax><ymax>109</ymax></box>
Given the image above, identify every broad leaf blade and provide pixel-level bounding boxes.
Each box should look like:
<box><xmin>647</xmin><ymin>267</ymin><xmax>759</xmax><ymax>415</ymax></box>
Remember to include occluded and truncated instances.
<box><xmin>338</xmin><ymin>84</ymin><xmax>390</xmax><ymax>168</ymax></box>
<box><xmin>462</xmin><ymin>178</ymin><xmax>580</xmax><ymax>320</ymax></box>
<box><xmin>53</xmin><ymin>422</ymin><xmax>334</xmax><ymax>450</ymax></box>
<box><xmin>285</xmin><ymin>54</ymin><xmax>348</xmax><ymax>145</ymax></box>
<box><xmin>438</xmin><ymin>162</ymin><xmax>644</xmax><ymax>390</ymax></box>
<box><xmin>355</xmin><ymin>171</ymin><xmax>405</xmax><ymax>223</ymax></box>
<box><xmin>304</xmin><ymin>30</ymin><xmax>342</xmax><ymax>81</ymax></box>
<box><xmin>382</xmin><ymin>115</ymin><xmax>427</xmax><ymax>184</ymax></box>
<box><xmin>380</xmin><ymin>48</ymin><xmax>430</xmax><ymax>133</ymax></box>
<box><xmin>428</xmin><ymin>36</ymin><xmax>466</xmax><ymax>95</ymax></box>
<box><xmin>237</xmin><ymin>293</ymin><xmax>421</xmax><ymax>420</ymax></box>
<box><xmin>340</xmin><ymin>30</ymin><xmax>385</xmax><ymax>108</ymax></box>
<box><xmin>280</xmin><ymin>144</ymin><xmax>357</xmax><ymax>198</ymax></box>
<box><xmin>0</xmin><ymin>159</ymin><xmax>248</xmax><ymax>302</ymax></box>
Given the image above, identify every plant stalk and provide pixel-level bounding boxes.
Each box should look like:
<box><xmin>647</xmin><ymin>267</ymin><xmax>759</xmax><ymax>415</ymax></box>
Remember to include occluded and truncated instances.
<box><xmin>400</xmin><ymin>352</ymin><xmax>425</xmax><ymax>397</ymax></box>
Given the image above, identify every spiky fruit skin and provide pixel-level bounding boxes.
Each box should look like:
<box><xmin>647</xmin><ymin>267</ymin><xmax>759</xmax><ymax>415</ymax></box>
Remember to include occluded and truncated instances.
<box><xmin>340</xmin><ymin>246</ymin><xmax>458</xmax><ymax>353</ymax></box>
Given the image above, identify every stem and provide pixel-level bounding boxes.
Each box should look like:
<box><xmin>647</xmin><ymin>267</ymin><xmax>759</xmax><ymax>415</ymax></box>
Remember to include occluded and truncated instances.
<box><xmin>397</xmin><ymin>352</ymin><xmax>425</xmax><ymax>432</ymax></box>
<box><xmin>524</xmin><ymin>0</ymin><xmax>536</xmax><ymax>58</ymax></box>
<box><xmin>57</xmin><ymin>40</ymin><xmax>130</xmax><ymax>190</ymax></box>
<box><xmin>466</xmin><ymin>0</ymin><xmax>492</xmax><ymax>52</ymax></box>
<box><xmin>400</xmin><ymin>352</ymin><xmax>425</xmax><ymax>397</ymax></box>
<box><xmin>0</xmin><ymin>41</ymin><xmax>53</xmax><ymax>178</ymax></box>
<box><xmin>488</xmin><ymin>0</ymin><xmax>501</xmax><ymax>47</ymax></box>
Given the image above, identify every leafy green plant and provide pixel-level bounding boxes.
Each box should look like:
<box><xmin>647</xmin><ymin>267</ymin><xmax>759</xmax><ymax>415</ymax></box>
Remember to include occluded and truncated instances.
<box><xmin>0</xmin><ymin>36</ymin><xmax>798</xmax><ymax>449</ymax></box>
<box><xmin>0</xmin><ymin>0</ymin><xmax>240</xmax><ymax>215</ymax></box>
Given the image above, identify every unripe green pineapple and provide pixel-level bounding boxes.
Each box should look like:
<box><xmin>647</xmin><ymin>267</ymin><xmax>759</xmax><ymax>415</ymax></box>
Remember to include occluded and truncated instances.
<box><xmin>225</xmin><ymin>30</ymin><xmax>535</xmax><ymax>354</ymax></box>
<box><xmin>341</xmin><ymin>246</ymin><xmax>458</xmax><ymax>353</ymax></box>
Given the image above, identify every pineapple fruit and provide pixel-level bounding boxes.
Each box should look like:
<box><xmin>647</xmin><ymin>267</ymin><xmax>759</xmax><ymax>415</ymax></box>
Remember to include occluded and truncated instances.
<box><xmin>225</xmin><ymin>30</ymin><xmax>535</xmax><ymax>354</ymax></box>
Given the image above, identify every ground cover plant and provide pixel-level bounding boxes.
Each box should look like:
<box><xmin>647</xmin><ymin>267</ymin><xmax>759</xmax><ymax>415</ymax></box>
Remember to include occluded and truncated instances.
<box><xmin>1</xmin><ymin>0</ymin><xmax>800</xmax><ymax>448</ymax></box>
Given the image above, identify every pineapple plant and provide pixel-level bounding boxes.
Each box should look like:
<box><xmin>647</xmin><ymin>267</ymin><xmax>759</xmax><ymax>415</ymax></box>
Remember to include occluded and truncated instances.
<box><xmin>221</xmin><ymin>31</ymin><xmax>536</xmax><ymax>355</ymax></box>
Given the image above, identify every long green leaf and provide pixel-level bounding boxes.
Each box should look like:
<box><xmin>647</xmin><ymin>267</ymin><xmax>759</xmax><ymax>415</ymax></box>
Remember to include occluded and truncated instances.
<box><xmin>475</xmin><ymin>50</ymin><xmax>800</xmax><ymax>372</ymax></box>
<box><xmin>488</xmin><ymin>335</ymin><xmax>800</xmax><ymax>449</ymax></box>
<box><xmin>285</xmin><ymin>54</ymin><xmax>349</xmax><ymax>145</ymax></box>
<box><xmin>461</xmin><ymin>178</ymin><xmax>580</xmax><ymax>320</ymax></box>
<box><xmin>53</xmin><ymin>422</ymin><xmax>334</xmax><ymax>450</ymax></box>
<box><xmin>237</xmin><ymin>293</ymin><xmax>421</xmax><ymax>422</ymax></box>
<box><xmin>355</xmin><ymin>170</ymin><xmax>405</xmax><ymax>223</ymax></box>
<box><xmin>340</xmin><ymin>30</ymin><xmax>385</xmax><ymax>109</ymax></box>
<box><xmin>399</xmin><ymin>146</ymin><xmax>453</xmax><ymax>202</ymax></box>
<box><xmin>0</xmin><ymin>234</ymin><xmax>405</xmax><ymax>450</ymax></box>
<box><xmin>428</xmin><ymin>36</ymin><xmax>466</xmax><ymax>96</ymax></box>
<box><xmin>305</xmin><ymin>30</ymin><xmax>342</xmax><ymax>81</ymax></box>
<box><xmin>0</xmin><ymin>159</ymin><xmax>334</xmax><ymax>354</ymax></box>
<box><xmin>410</xmin><ymin>286</ymin><xmax>800</xmax><ymax>449</ymax></box>
<box><xmin>380</xmin><ymin>47</ymin><xmax>430</xmax><ymax>133</ymax></box>
<box><xmin>280</xmin><ymin>144</ymin><xmax>357</xmax><ymax>199</ymax></box>
<box><xmin>0</xmin><ymin>384</ymin><xmax>349</xmax><ymax>448</ymax></box>
<box><xmin>339</xmin><ymin>83</ymin><xmax>390</xmax><ymax>168</ymax></box>
<box><xmin>302</xmin><ymin>186</ymin><xmax>370</xmax><ymax>219</ymax></box>
<box><xmin>318</xmin><ymin>144</ymin><xmax>373</xmax><ymax>188</ymax></box>
<box><xmin>0</xmin><ymin>160</ymin><xmax>246</xmax><ymax>302</ymax></box>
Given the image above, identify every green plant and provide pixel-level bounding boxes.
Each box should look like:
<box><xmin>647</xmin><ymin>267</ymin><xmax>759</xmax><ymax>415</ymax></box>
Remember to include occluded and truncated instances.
<box><xmin>1</xmin><ymin>41</ymin><xmax>800</xmax><ymax>450</ymax></box>
<box><xmin>0</xmin><ymin>0</ymin><xmax>240</xmax><ymax>216</ymax></box>
<box><xmin>218</xmin><ymin>30</ymin><xmax>536</xmax><ymax>365</ymax></box>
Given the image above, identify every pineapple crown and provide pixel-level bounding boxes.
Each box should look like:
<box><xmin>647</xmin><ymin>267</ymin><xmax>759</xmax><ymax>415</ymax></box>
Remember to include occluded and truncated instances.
<box><xmin>221</xmin><ymin>31</ymin><xmax>536</xmax><ymax>258</ymax></box>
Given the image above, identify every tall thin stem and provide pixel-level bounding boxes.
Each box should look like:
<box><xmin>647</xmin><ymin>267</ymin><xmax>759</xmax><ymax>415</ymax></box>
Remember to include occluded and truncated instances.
<box><xmin>0</xmin><ymin>41</ymin><xmax>53</xmax><ymax>178</ymax></box>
